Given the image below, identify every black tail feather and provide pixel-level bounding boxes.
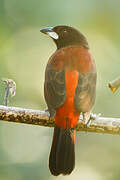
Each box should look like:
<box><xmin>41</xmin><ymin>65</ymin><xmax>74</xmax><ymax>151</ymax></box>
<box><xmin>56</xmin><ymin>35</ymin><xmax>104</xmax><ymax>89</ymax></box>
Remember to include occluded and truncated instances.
<box><xmin>49</xmin><ymin>125</ymin><xmax>75</xmax><ymax>176</ymax></box>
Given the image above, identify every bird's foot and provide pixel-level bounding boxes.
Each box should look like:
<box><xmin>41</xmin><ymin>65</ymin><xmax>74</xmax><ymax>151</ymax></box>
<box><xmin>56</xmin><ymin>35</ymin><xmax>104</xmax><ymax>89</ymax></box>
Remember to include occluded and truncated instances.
<box><xmin>44</xmin><ymin>108</ymin><xmax>49</xmax><ymax>112</ymax></box>
<box><xmin>90</xmin><ymin>113</ymin><xmax>101</xmax><ymax>120</ymax></box>
<box><xmin>83</xmin><ymin>112</ymin><xmax>101</xmax><ymax>129</ymax></box>
<box><xmin>82</xmin><ymin>112</ymin><xmax>91</xmax><ymax>129</ymax></box>
<box><xmin>49</xmin><ymin>117</ymin><xmax>54</xmax><ymax>121</ymax></box>
<box><xmin>84</xmin><ymin>118</ymin><xmax>91</xmax><ymax>128</ymax></box>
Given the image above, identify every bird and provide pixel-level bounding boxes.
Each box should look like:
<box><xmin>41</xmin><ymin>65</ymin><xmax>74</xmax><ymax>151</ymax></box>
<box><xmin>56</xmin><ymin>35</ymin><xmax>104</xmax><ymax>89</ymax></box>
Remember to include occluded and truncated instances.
<box><xmin>40</xmin><ymin>25</ymin><xmax>97</xmax><ymax>176</ymax></box>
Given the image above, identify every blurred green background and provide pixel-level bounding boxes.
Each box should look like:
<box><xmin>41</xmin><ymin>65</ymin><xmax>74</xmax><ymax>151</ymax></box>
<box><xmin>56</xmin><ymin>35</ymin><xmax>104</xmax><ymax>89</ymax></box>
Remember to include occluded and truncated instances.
<box><xmin>0</xmin><ymin>0</ymin><xmax>120</xmax><ymax>179</ymax></box>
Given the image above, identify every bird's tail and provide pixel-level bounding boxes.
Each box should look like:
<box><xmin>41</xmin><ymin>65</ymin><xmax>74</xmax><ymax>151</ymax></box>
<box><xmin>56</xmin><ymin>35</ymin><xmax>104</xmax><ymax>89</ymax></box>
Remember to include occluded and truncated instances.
<box><xmin>49</xmin><ymin>125</ymin><xmax>75</xmax><ymax>176</ymax></box>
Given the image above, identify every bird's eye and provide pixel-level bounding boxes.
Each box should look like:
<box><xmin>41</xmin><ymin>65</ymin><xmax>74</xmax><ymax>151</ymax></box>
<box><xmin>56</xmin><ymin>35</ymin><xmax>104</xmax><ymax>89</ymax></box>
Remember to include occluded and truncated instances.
<box><xmin>63</xmin><ymin>29</ymin><xmax>67</xmax><ymax>33</ymax></box>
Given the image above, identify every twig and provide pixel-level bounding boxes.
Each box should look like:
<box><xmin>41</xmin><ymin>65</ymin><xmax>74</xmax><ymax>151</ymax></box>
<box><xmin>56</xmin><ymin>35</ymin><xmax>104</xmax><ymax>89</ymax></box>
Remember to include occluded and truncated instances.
<box><xmin>0</xmin><ymin>105</ymin><xmax>120</xmax><ymax>135</ymax></box>
<box><xmin>1</xmin><ymin>78</ymin><xmax>16</xmax><ymax>106</ymax></box>
<box><xmin>4</xmin><ymin>84</ymin><xmax>10</xmax><ymax>106</ymax></box>
<box><xmin>108</xmin><ymin>76</ymin><xmax>120</xmax><ymax>93</ymax></box>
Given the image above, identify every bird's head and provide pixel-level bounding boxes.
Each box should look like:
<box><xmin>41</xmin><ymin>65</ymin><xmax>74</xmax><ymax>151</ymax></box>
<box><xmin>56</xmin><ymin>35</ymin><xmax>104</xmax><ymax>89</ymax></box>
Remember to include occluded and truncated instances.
<box><xmin>40</xmin><ymin>25</ymin><xmax>89</xmax><ymax>49</ymax></box>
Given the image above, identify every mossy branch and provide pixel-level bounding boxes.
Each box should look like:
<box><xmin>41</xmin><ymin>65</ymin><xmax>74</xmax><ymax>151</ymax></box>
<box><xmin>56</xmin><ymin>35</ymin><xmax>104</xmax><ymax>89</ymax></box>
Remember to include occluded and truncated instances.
<box><xmin>0</xmin><ymin>105</ymin><xmax>120</xmax><ymax>135</ymax></box>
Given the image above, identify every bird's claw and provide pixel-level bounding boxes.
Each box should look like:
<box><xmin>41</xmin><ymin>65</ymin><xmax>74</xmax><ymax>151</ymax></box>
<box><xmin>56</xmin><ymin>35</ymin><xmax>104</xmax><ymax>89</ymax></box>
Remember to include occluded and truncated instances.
<box><xmin>84</xmin><ymin>118</ymin><xmax>91</xmax><ymax>128</ymax></box>
<box><xmin>82</xmin><ymin>112</ymin><xmax>91</xmax><ymax>128</ymax></box>
<box><xmin>82</xmin><ymin>112</ymin><xmax>101</xmax><ymax>129</ymax></box>
<box><xmin>49</xmin><ymin>116</ymin><xmax>54</xmax><ymax>121</ymax></box>
<box><xmin>44</xmin><ymin>108</ymin><xmax>49</xmax><ymax>112</ymax></box>
<box><xmin>90</xmin><ymin>113</ymin><xmax>101</xmax><ymax>120</ymax></box>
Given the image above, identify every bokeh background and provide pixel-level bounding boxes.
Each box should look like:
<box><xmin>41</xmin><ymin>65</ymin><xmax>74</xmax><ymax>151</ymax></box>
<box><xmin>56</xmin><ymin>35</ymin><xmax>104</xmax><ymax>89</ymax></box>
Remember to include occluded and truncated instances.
<box><xmin>0</xmin><ymin>0</ymin><xmax>120</xmax><ymax>179</ymax></box>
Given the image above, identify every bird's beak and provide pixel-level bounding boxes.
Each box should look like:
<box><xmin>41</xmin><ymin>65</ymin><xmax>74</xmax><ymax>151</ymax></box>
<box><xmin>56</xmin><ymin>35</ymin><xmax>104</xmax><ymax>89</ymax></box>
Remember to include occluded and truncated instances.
<box><xmin>40</xmin><ymin>27</ymin><xmax>59</xmax><ymax>40</ymax></box>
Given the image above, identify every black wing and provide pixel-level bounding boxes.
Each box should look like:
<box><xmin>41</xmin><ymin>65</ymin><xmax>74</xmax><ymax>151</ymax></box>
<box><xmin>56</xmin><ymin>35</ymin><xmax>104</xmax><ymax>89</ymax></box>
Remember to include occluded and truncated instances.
<box><xmin>74</xmin><ymin>72</ymin><xmax>97</xmax><ymax>113</ymax></box>
<box><xmin>44</xmin><ymin>64</ymin><xmax>66</xmax><ymax>117</ymax></box>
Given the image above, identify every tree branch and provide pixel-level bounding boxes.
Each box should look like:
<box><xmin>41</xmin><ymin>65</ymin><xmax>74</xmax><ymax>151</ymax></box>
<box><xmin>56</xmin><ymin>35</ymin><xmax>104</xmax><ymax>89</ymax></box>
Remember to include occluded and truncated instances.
<box><xmin>0</xmin><ymin>105</ymin><xmax>120</xmax><ymax>135</ymax></box>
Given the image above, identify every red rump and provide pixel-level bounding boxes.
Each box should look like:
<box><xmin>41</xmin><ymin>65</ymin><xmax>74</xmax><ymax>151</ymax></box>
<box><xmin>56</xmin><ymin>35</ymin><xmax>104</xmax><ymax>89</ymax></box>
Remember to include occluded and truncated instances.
<box><xmin>55</xmin><ymin>71</ymin><xmax>80</xmax><ymax>129</ymax></box>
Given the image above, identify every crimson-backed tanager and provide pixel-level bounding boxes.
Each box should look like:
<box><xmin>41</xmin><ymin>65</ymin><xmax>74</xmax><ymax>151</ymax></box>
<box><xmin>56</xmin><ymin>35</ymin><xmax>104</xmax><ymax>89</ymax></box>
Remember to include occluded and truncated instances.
<box><xmin>40</xmin><ymin>25</ymin><xmax>96</xmax><ymax>176</ymax></box>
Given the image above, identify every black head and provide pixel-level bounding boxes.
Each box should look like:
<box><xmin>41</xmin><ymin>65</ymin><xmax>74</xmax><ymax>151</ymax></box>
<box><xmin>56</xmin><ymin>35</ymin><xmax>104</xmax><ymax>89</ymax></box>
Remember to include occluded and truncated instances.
<box><xmin>40</xmin><ymin>25</ymin><xmax>89</xmax><ymax>49</ymax></box>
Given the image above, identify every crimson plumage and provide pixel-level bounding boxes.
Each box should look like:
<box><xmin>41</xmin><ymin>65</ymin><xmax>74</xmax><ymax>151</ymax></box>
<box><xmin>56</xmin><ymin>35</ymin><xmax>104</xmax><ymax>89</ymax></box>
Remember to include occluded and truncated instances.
<box><xmin>40</xmin><ymin>25</ymin><xmax>96</xmax><ymax>176</ymax></box>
